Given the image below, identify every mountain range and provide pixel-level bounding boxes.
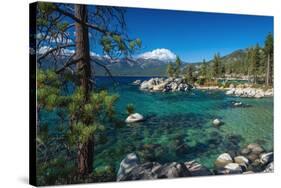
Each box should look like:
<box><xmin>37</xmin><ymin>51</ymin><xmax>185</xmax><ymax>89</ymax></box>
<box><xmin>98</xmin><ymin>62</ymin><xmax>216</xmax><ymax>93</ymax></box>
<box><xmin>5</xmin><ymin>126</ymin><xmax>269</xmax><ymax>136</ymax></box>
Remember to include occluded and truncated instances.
<box><xmin>39</xmin><ymin>47</ymin><xmax>248</xmax><ymax>76</ymax></box>
<box><xmin>94</xmin><ymin>48</ymin><xmax>247</xmax><ymax>76</ymax></box>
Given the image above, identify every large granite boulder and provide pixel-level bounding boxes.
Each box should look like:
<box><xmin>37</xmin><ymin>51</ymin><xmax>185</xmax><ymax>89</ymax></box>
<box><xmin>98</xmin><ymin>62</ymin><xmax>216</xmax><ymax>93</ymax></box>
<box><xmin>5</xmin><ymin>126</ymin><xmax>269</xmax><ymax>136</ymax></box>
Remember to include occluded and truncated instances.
<box><xmin>184</xmin><ymin>160</ymin><xmax>213</xmax><ymax>176</ymax></box>
<box><xmin>139</xmin><ymin>77</ymin><xmax>192</xmax><ymax>92</ymax></box>
<box><xmin>157</xmin><ymin>162</ymin><xmax>190</xmax><ymax>178</ymax></box>
<box><xmin>260</xmin><ymin>152</ymin><xmax>273</xmax><ymax>165</ymax></box>
<box><xmin>215</xmin><ymin>153</ymin><xmax>233</xmax><ymax>168</ymax></box>
<box><xmin>263</xmin><ymin>162</ymin><xmax>274</xmax><ymax>173</ymax></box>
<box><xmin>117</xmin><ymin>153</ymin><xmax>140</xmax><ymax>181</ymax></box>
<box><xmin>117</xmin><ymin>161</ymin><xmax>191</xmax><ymax>181</ymax></box>
<box><xmin>234</xmin><ymin>156</ymin><xmax>249</xmax><ymax>166</ymax></box>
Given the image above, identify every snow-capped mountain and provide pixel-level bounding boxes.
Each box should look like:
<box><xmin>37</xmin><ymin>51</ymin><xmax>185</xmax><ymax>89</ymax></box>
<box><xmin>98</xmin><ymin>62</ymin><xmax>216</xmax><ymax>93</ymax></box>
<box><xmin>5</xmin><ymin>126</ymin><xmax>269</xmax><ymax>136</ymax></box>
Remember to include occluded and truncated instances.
<box><xmin>94</xmin><ymin>48</ymin><xmax>180</xmax><ymax>76</ymax></box>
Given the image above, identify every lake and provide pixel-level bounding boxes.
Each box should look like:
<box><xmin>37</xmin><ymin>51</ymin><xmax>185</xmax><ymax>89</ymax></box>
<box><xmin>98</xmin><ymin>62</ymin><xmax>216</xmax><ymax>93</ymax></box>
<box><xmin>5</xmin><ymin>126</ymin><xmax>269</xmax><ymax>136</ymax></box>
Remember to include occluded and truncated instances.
<box><xmin>93</xmin><ymin>77</ymin><xmax>273</xmax><ymax>171</ymax></box>
<box><xmin>40</xmin><ymin>76</ymin><xmax>273</xmax><ymax>172</ymax></box>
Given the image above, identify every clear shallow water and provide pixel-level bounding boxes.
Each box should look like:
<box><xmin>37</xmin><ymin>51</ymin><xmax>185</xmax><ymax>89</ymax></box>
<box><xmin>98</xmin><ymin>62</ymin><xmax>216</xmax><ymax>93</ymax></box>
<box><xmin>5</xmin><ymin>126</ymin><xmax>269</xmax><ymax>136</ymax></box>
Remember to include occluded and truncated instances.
<box><xmin>40</xmin><ymin>76</ymin><xmax>273</xmax><ymax>171</ymax></box>
<box><xmin>93</xmin><ymin>77</ymin><xmax>273</xmax><ymax>171</ymax></box>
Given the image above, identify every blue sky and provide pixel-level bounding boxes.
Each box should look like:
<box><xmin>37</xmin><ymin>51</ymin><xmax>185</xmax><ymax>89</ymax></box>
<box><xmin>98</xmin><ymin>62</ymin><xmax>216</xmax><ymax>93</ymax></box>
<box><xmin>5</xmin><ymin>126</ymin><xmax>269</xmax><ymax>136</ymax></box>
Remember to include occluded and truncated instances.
<box><xmin>122</xmin><ymin>8</ymin><xmax>273</xmax><ymax>62</ymax></box>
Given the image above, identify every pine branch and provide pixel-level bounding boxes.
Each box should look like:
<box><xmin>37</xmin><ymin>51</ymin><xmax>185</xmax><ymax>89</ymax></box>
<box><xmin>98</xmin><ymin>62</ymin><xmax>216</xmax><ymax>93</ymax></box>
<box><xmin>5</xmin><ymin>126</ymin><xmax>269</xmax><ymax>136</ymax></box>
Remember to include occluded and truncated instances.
<box><xmin>56</xmin><ymin>57</ymin><xmax>82</xmax><ymax>74</ymax></box>
<box><xmin>90</xmin><ymin>58</ymin><xmax>116</xmax><ymax>84</ymax></box>
<box><xmin>54</xmin><ymin>5</ymin><xmax>122</xmax><ymax>36</ymax></box>
<box><xmin>38</xmin><ymin>44</ymin><xmax>75</xmax><ymax>62</ymax></box>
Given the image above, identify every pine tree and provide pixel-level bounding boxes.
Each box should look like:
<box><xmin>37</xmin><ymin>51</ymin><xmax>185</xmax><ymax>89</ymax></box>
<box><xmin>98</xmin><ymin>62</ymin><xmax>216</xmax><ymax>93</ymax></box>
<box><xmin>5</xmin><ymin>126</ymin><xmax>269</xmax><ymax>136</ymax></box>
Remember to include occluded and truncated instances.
<box><xmin>174</xmin><ymin>56</ymin><xmax>182</xmax><ymax>77</ymax></box>
<box><xmin>167</xmin><ymin>63</ymin><xmax>175</xmax><ymax>78</ymax></box>
<box><xmin>200</xmin><ymin>59</ymin><xmax>207</xmax><ymax>78</ymax></box>
<box><xmin>184</xmin><ymin>64</ymin><xmax>194</xmax><ymax>84</ymax></box>
<box><xmin>36</xmin><ymin>2</ymin><xmax>141</xmax><ymax>179</ymax></box>
<box><xmin>212</xmin><ymin>53</ymin><xmax>221</xmax><ymax>78</ymax></box>
<box><xmin>250</xmin><ymin>44</ymin><xmax>261</xmax><ymax>84</ymax></box>
<box><xmin>264</xmin><ymin>33</ymin><xmax>273</xmax><ymax>86</ymax></box>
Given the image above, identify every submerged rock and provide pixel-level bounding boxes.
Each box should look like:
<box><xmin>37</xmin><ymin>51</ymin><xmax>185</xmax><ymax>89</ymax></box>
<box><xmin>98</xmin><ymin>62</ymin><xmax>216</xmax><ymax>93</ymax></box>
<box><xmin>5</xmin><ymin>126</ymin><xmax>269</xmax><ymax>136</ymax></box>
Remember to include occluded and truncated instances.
<box><xmin>213</xmin><ymin>118</ymin><xmax>222</xmax><ymax>126</ymax></box>
<box><xmin>125</xmin><ymin>113</ymin><xmax>144</xmax><ymax>123</ymax></box>
<box><xmin>233</xmin><ymin>102</ymin><xmax>243</xmax><ymax>107</ymax></box>
<box><xmin>132</xmin><ymin>80</ymin><xmax>142</xmax><ymax>85</ymax></box>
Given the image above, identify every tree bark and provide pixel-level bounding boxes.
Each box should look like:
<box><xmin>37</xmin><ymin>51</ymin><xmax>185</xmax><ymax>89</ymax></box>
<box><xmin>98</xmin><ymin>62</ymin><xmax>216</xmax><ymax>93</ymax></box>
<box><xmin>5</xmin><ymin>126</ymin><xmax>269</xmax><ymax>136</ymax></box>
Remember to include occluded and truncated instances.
<box><xmin>74</xmin><ymin>4</ymin><xmax>94</xmax><ymax>175</ymax></box>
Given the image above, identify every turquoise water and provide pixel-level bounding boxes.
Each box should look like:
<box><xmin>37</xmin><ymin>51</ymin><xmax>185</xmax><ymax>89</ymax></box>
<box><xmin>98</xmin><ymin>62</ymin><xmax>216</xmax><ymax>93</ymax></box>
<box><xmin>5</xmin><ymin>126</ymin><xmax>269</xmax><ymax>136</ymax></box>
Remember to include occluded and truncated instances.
<box><xmin>40</xmin><ymin>77</ymin><xmax>273</xmax><ymax>172</ymax></box>
<box><xmin>93</xmin><ymin>77</ymin><xmax>273</xmax><ymax>171</ymax></box>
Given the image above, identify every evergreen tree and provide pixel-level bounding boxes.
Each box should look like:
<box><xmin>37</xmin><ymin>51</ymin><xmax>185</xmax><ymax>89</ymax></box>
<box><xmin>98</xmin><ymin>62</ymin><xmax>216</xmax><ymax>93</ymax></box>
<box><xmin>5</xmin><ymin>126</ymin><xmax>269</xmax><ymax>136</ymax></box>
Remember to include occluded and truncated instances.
<box><xmin>167</xmin><ymin>63</ymin><xmax>175</xmax><ymax>78</ymax></box>
<box><xmin>264</xmin><ymin>33</ymin><xmax>273</xmax><ymax>86</ymax></box>
<box><xmin>36</xmin><ymin>2</ymin><xmax>141</xmax><ymax>180</ymax></box>
<box><xmin>212</xmin><ymin>53</ymin><xmax>221</xmax><ymax>78</ymax></box>
<box><xmin>249</xmin><ymin>45</ymin><xmax>261</xmax><ymax>84</ymax></box>
<box><xmin>166</xmin><ymin>56</ymin><xmax>181</xmax><ymax>78</ymax></box>
<box><xmin>199</xmin><ymin>59</ymin><xmax>207</xmax><ymax>78</ymax></box>
<box><xmin>184</xmin><ymin>64</ymin><xmax>194</xmax><ymax>84</ymax></box>
<box><xmin>174</xmin><ymin>56</ymin><xmax>182</xmax><ymax>77</ymax></box>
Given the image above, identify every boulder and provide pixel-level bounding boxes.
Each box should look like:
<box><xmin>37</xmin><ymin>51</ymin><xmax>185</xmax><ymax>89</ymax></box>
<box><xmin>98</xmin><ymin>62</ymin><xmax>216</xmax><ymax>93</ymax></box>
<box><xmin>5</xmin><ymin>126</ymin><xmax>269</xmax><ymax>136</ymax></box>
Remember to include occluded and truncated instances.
<box><xmin>226</xmin><ymin>88</ymin><xmax>235</xmax><ymax>95</ymax></box>
<box><xmin>264</xmin><ymin>89</ymin><xmax>273</xmax><ymax>96</ymax></box>
<box><xmin>139</xmin><ymin>77</ymin><xmax>192</xmax><ymax>92</ymax></box>
<box><xmin>263</xmin><ymin>162</ymin><xmax>274</xmax><ymax>173</ymax></box>
<box><xmin>120</xmin><ymin>162</ymin><xmax>159</xmax><ymax>180</ymax></box>
<box><xmin>254</xmin><ymin>93</ymin><xmax>264</xmax><ymax>99</ymax></box>
<box><xmin>233</xmin><ymin>102</ymin><xmax>243</xmax><ymax>107</ymax></box>
<box><xmin>157</xmin><ymin>162</ymin><xmax>190</xmax><ymax>178</ymax></box>
<box><xmin>243</xmin><ymin>171</ymin><xmax>254</xmax><ymax>174</ymax></box>
<box><xmin>213</xmin><ymin>118</ymin><xmax>222</xmax><ymax>126</ymax></box>
<box><xmin>240</xmin><ymin>148</ymin><xmax>251</xmax><ymax>155</ymax></box>
<box><xmin>247</xmin><ymin>143</ymin><xmax>264</xmax><ymax>155</ymax></box>
<box><xmin>125</xmin><ymin>113</ymin><xmax>144</xmax><ymax>123</ymax></box>
<box><xmin>260</xmin><ymin>152</ymin><xmax>273</xmax><ymax>165</ymax></box>
<box><xmin>133</xmin><ymin>80</ymin><xmax>141</xmax><ymax>85</ymax></box>
<box><xmin>215</xmin><ymin>153</ymin><xmax>233</xmax><ymax>168</ymax></box>
<box><xmin>234</xmin><ymin>156</ymin><xmax>249</xmax><ymax>166</ymax></box>
<box><xmin>224</xmin><ymin>163</ymin><xmax>243</xmax><ymax>174</ymax></box>
<box><xmin>153</xmin><ymin>82</ymin><xmax>166</xmax><ymax>91</ymax></box>
<box><xmin>117</xmin><ymin>153</ymin><xmax>140</xmax><ymax>181</ymax></box>
<box><xmin>184</xmin><ymin>160</ymin><xmax>213</xmax><ymax>176</ymax></box>
<box><xmin>140</xmin><ymin>80</ymin><xmax>150</xmax><ymax>90</ymax></box>
<box><xmin>247</xmin><ymin>153</ymin><xmax>259</xmax><ymax>162</ymax></box>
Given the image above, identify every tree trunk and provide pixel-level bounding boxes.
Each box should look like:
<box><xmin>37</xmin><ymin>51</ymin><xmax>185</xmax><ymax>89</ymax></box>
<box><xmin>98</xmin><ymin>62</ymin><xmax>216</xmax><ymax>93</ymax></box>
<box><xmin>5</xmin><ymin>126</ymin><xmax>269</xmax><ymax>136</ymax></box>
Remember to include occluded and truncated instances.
<box><xmin>266</xmin><ymin>54</ymin><xmax>270</xmax><ymax>86</ymax></box>
<box><xmin>74</xmin><ymin>4</ymin><xmax>94</xmax><ymax>175</ymax></box>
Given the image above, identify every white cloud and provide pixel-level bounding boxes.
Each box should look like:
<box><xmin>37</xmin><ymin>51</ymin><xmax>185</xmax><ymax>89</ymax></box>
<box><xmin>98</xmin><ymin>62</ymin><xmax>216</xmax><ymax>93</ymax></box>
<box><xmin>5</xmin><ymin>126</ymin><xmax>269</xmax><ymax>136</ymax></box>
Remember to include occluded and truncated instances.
<box><xmin>37</xmin><ymin>46</ymin><xmax>101</xmax><ymax>59</ymax></box>
<box><xmin>36</xmin><ymin>33</ymin><xmax>73</xmax><ymax>44</ymax></box>
<box><xmin>38</xmin><ymin>46</ymin><xmax>52</xmax><ymax>54</ymax></box>
<box><xmin>138</xmin><ymin>48</ymin><xmax>177</xmax><ymax>62</ymax></box>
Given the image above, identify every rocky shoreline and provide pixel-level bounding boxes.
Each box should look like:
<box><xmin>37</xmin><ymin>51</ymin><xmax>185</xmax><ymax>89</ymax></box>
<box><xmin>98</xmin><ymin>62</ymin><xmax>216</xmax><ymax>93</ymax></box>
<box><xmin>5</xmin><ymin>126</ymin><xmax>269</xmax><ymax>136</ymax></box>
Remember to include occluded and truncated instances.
<box><xmin>134</xmin><ymin>78</ymin><xmax>273</xmax><ymax>98</ymax></box>
<box><xmin>117</xmin><ymin>143</ymin><xmax>273</xmax><ymax>181</ymax></box>
<box><xmin>225</xmin><ymin>86</ymin><xmax>273</xmax><ymax>98</ymax></box>
<box><xmin>137</xmin><ymin>77</ymin><xmax>193</xmax><ymax>92</ymax></box>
